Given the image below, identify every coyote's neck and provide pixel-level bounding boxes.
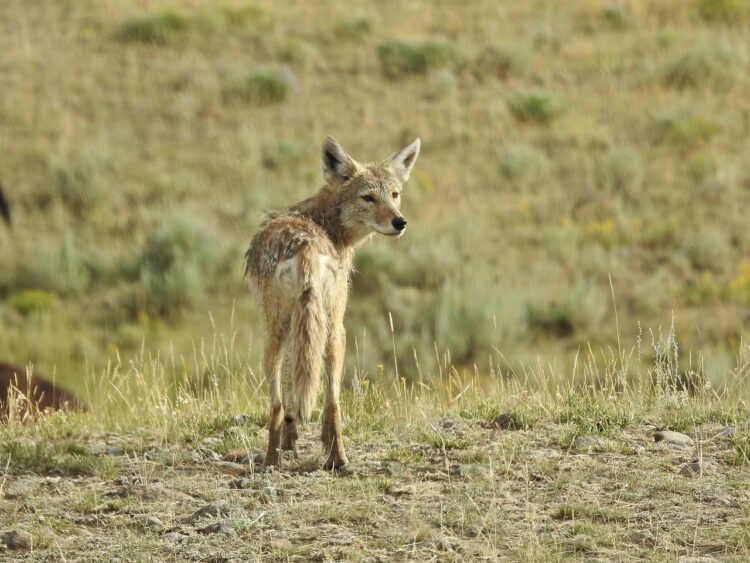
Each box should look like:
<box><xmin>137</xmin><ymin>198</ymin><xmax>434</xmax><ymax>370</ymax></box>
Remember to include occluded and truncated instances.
<box><xmin>290</xmin><ymin>187</ymin><xmax>369</xmax><ymax>253</ymax></box>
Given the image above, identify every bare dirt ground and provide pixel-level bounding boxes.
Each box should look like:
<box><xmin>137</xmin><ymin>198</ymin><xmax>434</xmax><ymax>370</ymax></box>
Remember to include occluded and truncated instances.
<box><xmin>1</xmin><ymin>413</ymin><xmax>748</xmax><ymax>562</ymax></box>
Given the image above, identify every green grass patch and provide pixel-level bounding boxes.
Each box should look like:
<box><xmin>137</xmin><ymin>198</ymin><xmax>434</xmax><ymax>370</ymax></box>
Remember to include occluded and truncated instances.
<box><xmin>474</xmin><ymin>43</ymin><xmax>532</xmax><ymax>79</ymax></box>
<box><xmin>554</xmin><ymin>503</ymin><xmax>630</xmax><ymax>523</ymax></box>
<box><xmin>377</xmin><ymin>38</ymin><xmax>460</xmax><ymax>77</ymax></box>
<box><xmin>227</xmin><ymin>65</ymin><xmax>295</xmax><ymax>104</ymax></box>
<box><xmin>507</xmin><ymin>89</ymin><xmax>567</xmax><ymax>124</ymax></box>
<box><xmin>558</xmin><ymin>395</ymin><xmax>636</xmax><ymax>435</ymax></box>
<box><xmin>698</xmin><ymin>0</ymin><xmax>748</xmax><ymax>23</ymax></box>
<box><xmin>118</xmin><ymin>10</ymin><xmax>189</xmax><ymax>44</ymax></box>
<box><xmin>422</xmin><ymin>430</ymin><xmax>471</xmax><ymax>450</ymax></box>
<box><xmin>8</xmin><ymin>289</ymin><xmax>58</xmax><ymax>316</ymax></box>
<box><xmin>2</xmin><ymin>440</ymin><xmax>117</xmax><ymax>477</ymax></box>
<box><xmin>384</xmin><ymin>447</ymin><xmax>425</xmax><ymax>464</ymax></box>
<box><xmin>654</xmin><ymin>108</ymin><xmax>720</xmax><ymax>145</ymax></box>
<box><xmin>336</xmin><ymin>15</ymin><xmax>374</xmax><ymax>39</ymax></box>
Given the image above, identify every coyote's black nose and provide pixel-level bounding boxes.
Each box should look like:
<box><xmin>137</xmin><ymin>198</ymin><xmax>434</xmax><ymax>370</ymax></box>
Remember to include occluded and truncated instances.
<box><xmin>392</xmin><ymin>217</ymin><xmax>407</xmax><ymax>232</ymax></box>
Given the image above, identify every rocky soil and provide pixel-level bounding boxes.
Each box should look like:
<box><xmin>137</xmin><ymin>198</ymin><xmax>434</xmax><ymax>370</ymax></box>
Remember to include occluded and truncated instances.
<box><xmin>1</xmin><ymin>415</ymin><xmax>748</xmax><ymax>561</ymax></box>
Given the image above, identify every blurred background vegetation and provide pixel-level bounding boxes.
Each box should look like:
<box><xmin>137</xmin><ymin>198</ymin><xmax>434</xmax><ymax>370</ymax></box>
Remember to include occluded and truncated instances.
<box><xmin>0</xmin><ymin>0</ymin><xmax>749</xmax><ymax>396</ymax></box>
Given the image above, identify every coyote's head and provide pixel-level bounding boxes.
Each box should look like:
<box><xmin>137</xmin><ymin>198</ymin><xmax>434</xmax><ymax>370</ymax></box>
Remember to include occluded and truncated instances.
<box><xmin>321</xmin><ymin>136</ymin><xmax>420</xmax><ymax>240</ymax></box>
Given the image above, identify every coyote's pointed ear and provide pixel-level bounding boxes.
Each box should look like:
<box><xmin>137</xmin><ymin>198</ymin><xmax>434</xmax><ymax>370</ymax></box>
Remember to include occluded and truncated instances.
<box><xmin>322</xmin><ymin>136</ymin><xmax>358</xmax><ymax>184</ymax></box>
<box><xmin>385</xmin><ymin>138</ymin><xmax>421</xmax><ymax>182</ymax></box>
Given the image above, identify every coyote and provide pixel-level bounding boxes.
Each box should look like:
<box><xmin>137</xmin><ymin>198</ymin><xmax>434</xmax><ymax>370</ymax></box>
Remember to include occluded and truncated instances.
<box><xmin>246</xmin><ymin>136</ymin><xmax>420</xmax><ymax>469</ymax></box>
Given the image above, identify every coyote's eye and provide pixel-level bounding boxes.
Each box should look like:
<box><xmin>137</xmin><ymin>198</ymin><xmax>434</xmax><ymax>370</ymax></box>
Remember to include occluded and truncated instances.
<box><xmin>392</xmin><ymin>192</ymin><xmax>400</xmax><ymax>199</ymax></box>
<box><xmin>361</xmin><ymin>195</ymin><xmax>376</xmax><ymax>203</ymax></box>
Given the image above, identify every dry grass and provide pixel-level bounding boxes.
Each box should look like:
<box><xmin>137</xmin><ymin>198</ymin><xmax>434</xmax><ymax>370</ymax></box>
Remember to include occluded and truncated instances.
<box><xmin>1</xmin><ymin>330</ymin><xmax>749</xmax><ymax>560</ymax></box>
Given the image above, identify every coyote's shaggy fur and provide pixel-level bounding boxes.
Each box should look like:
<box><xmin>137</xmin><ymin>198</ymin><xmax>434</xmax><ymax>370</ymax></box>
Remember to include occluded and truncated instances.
<box><xmin>246</xmin><ymin>136</ymin><xmax>420</xmax><ymax>469</ymax></box>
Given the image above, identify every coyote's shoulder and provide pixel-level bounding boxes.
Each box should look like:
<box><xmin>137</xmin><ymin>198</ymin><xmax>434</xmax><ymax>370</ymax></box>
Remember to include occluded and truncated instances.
<box><xmin>245</xmin><ymin>210</ymin><xmax>336</xmax><ymax>281</ymax></box>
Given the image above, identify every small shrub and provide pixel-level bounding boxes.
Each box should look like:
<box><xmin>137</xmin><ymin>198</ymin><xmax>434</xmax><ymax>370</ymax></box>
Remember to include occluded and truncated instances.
<box><xmin>221</xmin><ymin>4</ymin><xmax>266</xmax><ymax>26</ymax></box>
<box><xmin>698</xmin><ymin>0</ymin><xmax>748</xmax><ymax>23</ymax></box>
<box><xmin>662</xmin><ymin>40</ymin><xmax>741</xmax><ymax>88</ymax></box>
<box><xmin>377</xmin><ymin>39</ymin><xmax>460</xmax><ymax>77</ymax></box>
<box><xmin>139</xmin><ymin>215</ymin><xmax>221</xmax><ymax>317</ymax></box>
<box><xmin>119</xmin><ymin>10</ymin><xmax>189</xmax><ymax>44</ymax></box>
<box><xmin>261</xmin><ymin>139</ymin><xmax>309</xmax><ymax>169</ymax></box>
<box><xmin>275</xmin><ymin>39</ymin><xmax>316</xmax><ymax>68</ymax></box>
<box><xmin>336</xmin><ymin>15</ymin><xmax>374</xmax><ymax>39</ymax></box>
<box><xmin>601</xmin><ymin>5</ymin><xmax>633</xmax><ymax>29</ymax></box>
<box><xmin>474</xmin><ymin>43</ymin><xmax>532</xmax><ymax>79</ymax></box>
<box><xmin>653</xmin><ymin>109</ymin><xmax>720</xmax><ymax>146</ymax></box>
<box><xmin>498</xmin><ymin>144</ymin><xmax>549</xmax><ymax>183</ymax></box>
<box><xmin>428</xmin><ymin>69</ymin><xmax>457</xmax><ymax>99</ymax></box>
<box><xmin>48</xmin><ymin>142</ymin><xmax>111</xmax><ymax>215</ymax></box>
<box><xmin>8</xmin><ymin>289</ymin><xmax>58</xmax><ymax>316</ymax></box>
<box><xmin>729</xmin><ymin>430</ymin><xmax>750</xmax><ymax>465</ymax></box>
<box><xmin>229</xmin><ymin>65</ymin><xmax>296</xmax><ymax>104</ymax></box>
<box><xmin>527</xmin><ymin>280</ymin><xmax>605</xmax><ymax>339</ymax></box>
<box><xmin>595</xmin><ymin>146</ymin><xmax>643</xmax><ymax>194</ymax></box>
<box><xmin>688</xmin><ymin>155</ymin><xmax>740</xmax><ymax>196</ymax></box>
<box><xmin>681</xmin><ymin>226</ymin><xmax>730</xmax><ymax>271</ymax></box>
<box><xmin>507</xmin><ymin>89</ymin><xmax>567</xmax><ymax>124</ymax></box>
<box><xmin>13</xmin><ymin>236</ymin><xmax>90</xmax><ymax>295</ymax></box>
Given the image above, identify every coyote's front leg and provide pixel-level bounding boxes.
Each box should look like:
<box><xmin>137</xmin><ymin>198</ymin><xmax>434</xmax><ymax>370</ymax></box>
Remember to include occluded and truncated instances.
<box><xmin>321</xmin><ymin>324</ymin><xmax>348</xmax><ymax>470</ymax></box>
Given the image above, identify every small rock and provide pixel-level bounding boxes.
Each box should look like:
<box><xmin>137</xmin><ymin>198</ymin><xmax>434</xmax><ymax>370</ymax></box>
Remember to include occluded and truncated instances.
<box><xmin>213</xmin><ymin>461</ymin><xmax>252</xmax><ymax>476</ymax></box>
<box><xmin>186</xmin><ymin>502</ymin><xmax>231</xmax><ymax>522</ymax></box>
<box><xmin>66</xmin><ymin>527</ymin><xmax>94</xmax><ymax>539</ymax></box>
<box><xmin>86</xmin><ymin>443</ymin><xmax>108</xmax><ymax>456</ymax></box>
<box><xmin>571</xmin><ymin>435</ymin><xmax>606</xmax><ymax>451</ymax></box>
<box><xmin>144</xmin><ymin>516</ymin><xmax>163</xmax><ymax>528</ymax></box>
<box><xmin>198</xmin><ymin>522</ymin><xmax>236</xmax><ymax>536</ymax></box>
<box><xmin>271</xmin><ymin>538</ymin><xmax>293</xmax><ymax>550</ymax></box>
<box><xmin>229</xmin><ymin>478</ymin><xmax>253</xmax><ymax>489</ymax></box>
<box><xmin>258</xmin><ymin>486</ymin><xmax>277</xmax><ymax>504</ymax></box>
<box><xmin>201</xmin><ymin>436</ymin><xmax>222</xmax><ymax>448</ymax></box>
<box><xmin>435</xmin><ymin>537</ymin><xmax>461</xmax><ymax>552</ymax></box>
<box><xmin>3</xmin><ymin>478</ymin><xmax>37</xmax><ymax>500</ymax></box>
<box><xmin>195</xmin><ymin>447</ymin><xmax>222</xmax><ymax>462</ymax></box>
<box><xmin>630</xmin><ymin>530</ymin><xmax>657</xmax><ymax>547</ymax></box>
<box><xmin>448</xmin><ymin>464</ymin><xmax>464</xmax><ymax>478</ymax></box>
<box><xmin>679</xmin><ymin>460</ymin><xmax>706</xmax><ymax>477</ymax></box>
<box><xmin>384</xmin><ymin>461</ymin><xmax>404</xmax><ymax>477</ymax></box>
<box><xmin>654</xmin><ymin>430</ymin><xmax>693</xmax><ymax>447</ymax></box>
<box><xmin>439</xmin><ymin>418</ymin><xmax>457</xmax><ymax>429</ymax></box>
<box><xmin>523</xmin><ymin>448</ymin><xmax>559</xmax><ymax>459</ymax></box>
<box><xmin>162</xmin><ymin>531</ymin><xmax>189</xmax><ymax>544</ymax></box>
<box><xmin>463</xmin><ymin>465</ymin><xmax>489</xmax><ymax>479</ymax></box>
<box><xmin>0</xmin><ymin>528</ymin><xmax>33</xmax><ymax>550</ymax></box>
<box><xmin>230</xmin><ymin>414</ymin><xmax>250</xmax><ymax>426</ymax></box>
<box><xmin>490</xmin><ymin>413</ymin><xmax>522</xmax><ymax>430</ymax></box>
<box><xmin>240</xmin><ymin>453</ymin><xmax>264</xmax><ymax>465</ymax></box>
<box><xmin>714</xmin><ymin>426</ymin><xmax>736</xmax><ymax>438</ymax></box>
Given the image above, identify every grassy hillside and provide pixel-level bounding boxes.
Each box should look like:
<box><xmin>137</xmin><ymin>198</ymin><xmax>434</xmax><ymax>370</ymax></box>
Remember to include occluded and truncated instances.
<box><xmin>0</xmin><ymin>1</ymin><xmax>749</xmax><ymax>390</ymax></box>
